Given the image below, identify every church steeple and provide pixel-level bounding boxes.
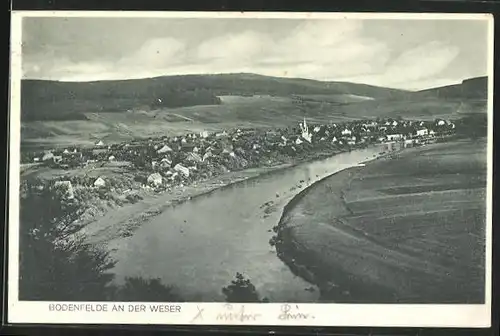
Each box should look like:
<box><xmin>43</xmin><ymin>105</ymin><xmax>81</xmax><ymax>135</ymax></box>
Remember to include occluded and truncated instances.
<box><xmin>299</xmin><ymin>116</ymin><xmax>312</xmax><ymax>143</ymax></box>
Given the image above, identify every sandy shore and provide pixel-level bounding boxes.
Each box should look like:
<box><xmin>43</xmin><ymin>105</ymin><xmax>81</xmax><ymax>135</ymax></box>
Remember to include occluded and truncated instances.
<box><xmin>81</xmin><ymin>148</ymin><xmax>345</xmax><ymax>245</ymax></box>
<box><xmin>274</xmin><ymin>139</ymin><xmax>487</xmax><ymax>303</ymax></box>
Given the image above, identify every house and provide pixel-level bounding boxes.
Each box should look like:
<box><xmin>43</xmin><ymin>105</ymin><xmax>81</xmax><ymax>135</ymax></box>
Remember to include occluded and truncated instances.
<box><xmin>42</xmin><ymin>152</ymin><xmax>54</xmax><ymax>161</ymax></box>
<box><xmin>186</xmin><ymin>152</ymin><xmax>203</xmax><ymax>163</ymax></box>
<box><xmin>160</xmin><ymin>157</ymin><xmax>172</xmax><ymax>167</ymax></box>
<box><xmin>93</xmin><ymin>177</ymin><xmax>106</xmax><ymax>188</ymax></box>
<box><xmin>53</xmin><ymin>155</ymin><xmax>63</xmax><ymax>163</ymax></box>
<box><xmin>386</xmin><ymin>134</ymin><xmax>403</xmax><ymax>141</ymax></box>
<box><xmin>202</xmin><ymin>152</ymin><xmax>212</xmax><ymax>162</ymax></box>
<box><xmin>416</xmin><ymin>128</ymin><xmax>429</xmax><ymax>137</ymax></box>
<box><xmin>108</xmin><ymin>155</ymin><xmax>116</xmax><ymax>161</ymax></box>
<box><xmin>157</xmin><ymin>144</ymin><xmax>173</xmax><ymax>154</ymax></box>
<box><xmin>174</xmin><ymin>164</ymin><xmax>190</xmax><ymax>178</ymax></box>
<box><xmin>215</xmin><ymin>131</ymin><xmax>228</xmax><ymax>138</ymax></box>
<box><xmin>95</xmin><ymin>140</ymin><xmax>105</xmax><ymax>147</ymax></box>
<box><xmin>147</xmin><ymin>173</ymin><xmax>163</xmax><ymax>188</ymax></box>
<box><xmin>341</xmin><ymin>129</ymin><xmax>352</xmax><ymax>136</ymax></box>
<box><xmin>200</xmin><ymin>131</ymin><xmax>209</xmax><ymax>139</ymax></box>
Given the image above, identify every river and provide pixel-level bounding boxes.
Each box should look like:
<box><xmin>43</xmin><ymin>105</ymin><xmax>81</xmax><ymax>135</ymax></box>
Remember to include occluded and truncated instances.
<box><xmin>109</xmin><ymin>142</ymin><xmax>402</xmax><ymax>302</ymax></box>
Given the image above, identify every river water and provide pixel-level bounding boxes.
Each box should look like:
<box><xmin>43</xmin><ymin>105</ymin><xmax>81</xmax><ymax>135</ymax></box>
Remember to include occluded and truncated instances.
<box><xmin>110</xmin><ymin>143</ymin><xmax>401</xmax><ymax>302</ymax></box>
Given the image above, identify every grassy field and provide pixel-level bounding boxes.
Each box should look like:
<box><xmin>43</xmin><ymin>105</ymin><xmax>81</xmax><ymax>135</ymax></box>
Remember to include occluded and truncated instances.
<box><xmin>21</xmin><ymin>93</ymin><xmax>487</xmax><ymax>151</ymax></box>
<box><xmin>277</xmin><ymin>138</ymin><xmax>487</xmax><ymax>303</ymax></box>
<box><xmin>20</xmin><ymin>95</ymin><xmax>360</xmax><ymax>150</ymax></box>
<box><xmin>19</xmin><ymin>74</ymin><xmax>487</xmax><ymax>150</ymax></box>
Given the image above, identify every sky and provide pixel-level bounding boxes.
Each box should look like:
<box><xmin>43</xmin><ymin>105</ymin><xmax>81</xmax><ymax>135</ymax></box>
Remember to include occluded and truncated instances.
<box><xmin>20</xmin><ymin>16</ymin><xmax>491</xmax><ymax>90</ymax></box>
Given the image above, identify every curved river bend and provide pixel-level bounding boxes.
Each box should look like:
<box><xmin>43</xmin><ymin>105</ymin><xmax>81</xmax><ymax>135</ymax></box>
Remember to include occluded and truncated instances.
<box><xmin>109</xmin><ymin>143</ymin><xmax>401</xmax><ymax>302</ymax></box>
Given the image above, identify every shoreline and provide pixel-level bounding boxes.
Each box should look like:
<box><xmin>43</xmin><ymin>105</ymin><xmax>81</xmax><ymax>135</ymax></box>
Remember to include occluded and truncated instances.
<box><xmin>272</xmin><ymin>147</ymin><xmax>403</xmax><ymax>301</ymax></box>
<box><xmin>82</xmin><ymin>146</ymin><xmax>347</xmax><ymax>245</ymax></box>
<box><xmin>273</xmin><ymin>138</ymin><xmax>487</xmax><ymax>303</ymax></box>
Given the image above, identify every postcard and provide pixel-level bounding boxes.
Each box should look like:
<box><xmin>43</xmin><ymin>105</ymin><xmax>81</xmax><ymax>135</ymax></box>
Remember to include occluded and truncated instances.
<box><xmin>7</xmin><ymin>11</ymin><xmax>493</xmax><ymax>327</ymax></box>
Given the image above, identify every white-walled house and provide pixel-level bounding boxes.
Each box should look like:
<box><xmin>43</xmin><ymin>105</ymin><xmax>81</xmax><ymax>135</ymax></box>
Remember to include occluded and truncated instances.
<box><xmin>42</xmin><ymin>152</ymin><xmax>54</xmax><ymax>161</ymax></box>
<box><xmin>341</xmin><ymin>128</ymin><xmax>352</xmax><ymax>136</ymax></box>
<box><xmin>174</xmin><ymin>163</ymin><xmax>190</xmax><ymax>178</ymax></box>
<box><xmin>416</xmin><ymin>128</ymin><xmax>429</xmax><ymax>137</ymax></box>
<box><xmin>386</xmin><ymin>134</ymin><xmax>404</xmax><ymax>141</ymax></box>
<box><xmin>94</xmin><ymin>177</ymin><xmax>106</xmax><ymax>188</ymax></box>
<box><xmin>157</xmin><ymin>144</ymin><xmax>173</xmax><ymax>154</ymax></box>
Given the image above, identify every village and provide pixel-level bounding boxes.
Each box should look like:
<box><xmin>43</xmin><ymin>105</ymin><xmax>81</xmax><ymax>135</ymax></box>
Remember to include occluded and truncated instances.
<box><xmin>21</xmin><ymin>117</ymin><xmax>457</xmax><ymax>207</ymax></box>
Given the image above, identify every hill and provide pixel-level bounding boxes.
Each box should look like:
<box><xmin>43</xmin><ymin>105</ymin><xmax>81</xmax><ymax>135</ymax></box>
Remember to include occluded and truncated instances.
<box><xmin>19</xmin><ymin>74</ymin><xmax>488</xmax><ymax>150</ymax></box>
<box><xmin>20</xmin><ymin>73</ymin><xmax>406</xmax><ymax>122</ymax></box>
<box><xmin>412</xmin><ymin>76</ymin><xmax>488</xmax><ymax>100</ymax></box>
<box><xmin>334</xmin><ymin>76</ymin><xmax>488</xmax><ymax>120</ymax></box>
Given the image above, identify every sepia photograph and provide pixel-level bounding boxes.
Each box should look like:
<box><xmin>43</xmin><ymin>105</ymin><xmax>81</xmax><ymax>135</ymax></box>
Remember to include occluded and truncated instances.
<box><xmin>8</xmin><ymin>11</ymin><xmax>493</xmax><ymax>326</ymax></box>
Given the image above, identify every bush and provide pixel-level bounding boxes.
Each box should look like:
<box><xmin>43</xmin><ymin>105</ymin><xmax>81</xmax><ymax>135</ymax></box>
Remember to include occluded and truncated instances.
<box><xmin>125</xmin><ymin>194</ymin><xmax>142</xmax><ymax>204</ymax></box>
<box><xmin>113</xmin><ymin>277</ymin><xmax>183</xmax><ymax>302</ymax></box>
<box><xmin>222</xmin><ymin>272</ymin><xmax>268</xmax><ymax>303</ymax></box>
<box><xmin>19</xmin><ymin>185</ymin><xmax>116</xmax><ymax>300</ymax></box>
<box><xmin>19</xmin><ymin>183</ymin><xmax>181</xmax><ymax>302</ymax></box>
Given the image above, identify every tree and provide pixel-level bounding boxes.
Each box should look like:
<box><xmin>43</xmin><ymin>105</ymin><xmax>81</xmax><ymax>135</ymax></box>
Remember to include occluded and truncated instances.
<box><xmin>222</xmin><ymin>272</ymin><xmax>267</xmax><ymax>303</ymax></box>
<box><xmin>19</xmin><ymin>183</ymin><xmax>116</xmax><ymax>301</ymax></box>
<box><xmin>19</xmin><ymin>181</ymin><xmax>184</xmax><ymax>302</ymax></box>
<box><xmin>113</xmin><ymin>277</ymin><xmax>183</xmax><ymax>302</ymax></box>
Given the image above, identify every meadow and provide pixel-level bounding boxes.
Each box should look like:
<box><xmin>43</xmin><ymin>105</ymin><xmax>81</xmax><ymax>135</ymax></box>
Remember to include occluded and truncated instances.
<box><xmin>277</xmin><ymin>138</ymin><xmax>487</xmax><ymax>303</ymax></box>
<box><xmin>19</xmin><ymin>74</ymin><xmax>487</xmax><ymax>151</ymax></box>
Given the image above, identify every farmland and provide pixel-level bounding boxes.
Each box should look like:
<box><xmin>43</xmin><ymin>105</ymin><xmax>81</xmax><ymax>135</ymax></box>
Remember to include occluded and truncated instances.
<box><xmin>19</xmin><ymin>73</ymin><xmax>487</xmax><ymax>150</ymax></box>
<box><xmin>276</xmin><ymin>138</ymin><xmax>487</xmax><ymax>303</ymax></box>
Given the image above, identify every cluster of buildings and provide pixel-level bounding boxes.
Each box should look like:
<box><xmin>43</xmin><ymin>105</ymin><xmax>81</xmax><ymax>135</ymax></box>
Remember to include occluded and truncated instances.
<box><xmin>24</xmin><ymin>117</ymin><xmax>456</xmax><ymax>191</ymax></box>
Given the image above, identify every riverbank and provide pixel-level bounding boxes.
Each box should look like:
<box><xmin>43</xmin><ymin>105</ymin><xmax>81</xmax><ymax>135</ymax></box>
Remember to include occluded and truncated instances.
<box><xmin>81</xmin><ymin>146</ymin><xmax>347</xmax><ymax>245</ymax></box>
<box><xmin>274</xmin><ymin>138</ymin><xmax>487</xmax><ymax>303</ymax></box>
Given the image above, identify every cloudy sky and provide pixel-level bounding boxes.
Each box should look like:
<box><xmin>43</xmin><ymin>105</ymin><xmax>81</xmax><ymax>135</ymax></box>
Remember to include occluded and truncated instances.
<box><xmin>21</xmin><ymin>16</ymin><xmax>490</xmax><ymax>90</ymax></box>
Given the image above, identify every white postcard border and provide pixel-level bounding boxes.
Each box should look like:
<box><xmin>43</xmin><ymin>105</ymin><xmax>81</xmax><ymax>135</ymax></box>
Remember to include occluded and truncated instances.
<box><xmin>7</xmin><ymin>11</ymin><xmax>494</xmax><ymax>327</ymax></box>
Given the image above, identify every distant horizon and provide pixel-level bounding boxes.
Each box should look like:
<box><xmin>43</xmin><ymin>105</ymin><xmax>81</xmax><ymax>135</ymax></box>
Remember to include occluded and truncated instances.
<box><xmin>20</xmin><ymin>71</ymin><xmax>487</xmax><ymax>92</ymax></box>
<box><xmin>21</xmin><ymin>17</ymin><xmax>490</xmax><ymax>91</ymax></box>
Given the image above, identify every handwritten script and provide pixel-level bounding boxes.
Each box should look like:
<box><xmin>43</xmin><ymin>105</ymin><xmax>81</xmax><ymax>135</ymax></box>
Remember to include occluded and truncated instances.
<box><xmin>215</xmin><ymin>304</ymin><xmax>261</xmax><ymax>322</ymax></box>
<box><xmin>278</xmin><ymin>304</ymin><xmax>314</xmax><ymax>320</ymax></box>
<box><xmin>190</xmin><ymin>303</ymin><xmax>314</xmax><ymax>323</ymax></box>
